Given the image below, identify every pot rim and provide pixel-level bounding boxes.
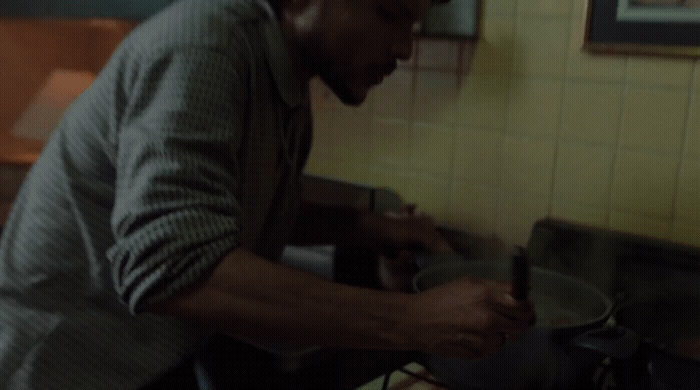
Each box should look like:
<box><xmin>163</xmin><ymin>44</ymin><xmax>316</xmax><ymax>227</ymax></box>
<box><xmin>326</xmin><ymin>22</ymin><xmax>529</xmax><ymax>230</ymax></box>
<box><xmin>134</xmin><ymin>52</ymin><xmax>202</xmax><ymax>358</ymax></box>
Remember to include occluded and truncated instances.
<box><xmin>412</xmin><ymin>260</ymin><xmax>614</xmax><ymax>332</ymax></box>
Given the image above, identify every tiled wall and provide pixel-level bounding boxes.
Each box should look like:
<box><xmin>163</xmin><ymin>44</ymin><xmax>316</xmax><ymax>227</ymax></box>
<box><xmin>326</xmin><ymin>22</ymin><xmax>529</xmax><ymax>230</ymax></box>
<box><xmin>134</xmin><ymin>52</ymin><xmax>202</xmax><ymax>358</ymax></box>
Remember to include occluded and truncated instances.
<box><xmin>305</xmin><ymin>0</ymin><xmax>700</xmax><ymax>249</ymax></box>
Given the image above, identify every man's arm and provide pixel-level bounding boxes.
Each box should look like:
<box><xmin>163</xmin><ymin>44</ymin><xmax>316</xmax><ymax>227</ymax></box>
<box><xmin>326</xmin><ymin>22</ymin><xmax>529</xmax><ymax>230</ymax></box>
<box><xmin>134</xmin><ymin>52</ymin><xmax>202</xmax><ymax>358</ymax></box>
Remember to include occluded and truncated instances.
<box><xmin>149</xmin><ymin>246</ymin><xmax>417</xmax><ymax>350</ymax></box>
<box><xmin>147</xmin><ymin>245</ymin><xmax>535</xmax><ymax>358</ymax></box>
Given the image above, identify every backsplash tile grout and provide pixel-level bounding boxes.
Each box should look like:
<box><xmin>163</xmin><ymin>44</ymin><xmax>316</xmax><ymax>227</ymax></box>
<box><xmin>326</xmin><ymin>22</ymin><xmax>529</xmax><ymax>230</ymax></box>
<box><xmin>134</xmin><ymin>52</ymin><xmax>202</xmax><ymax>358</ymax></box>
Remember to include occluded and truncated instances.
<box><xmin>605</xmin><ymin>58</ymin><xmax>630</xmax><ymax>229</ymax></box>
<box><xmin>306</xmin><ymin>0</ymin><xmax>700</xmax><ymax>248</ymax></box>
<box><xmin>671</xmin><ymin>61</ymin><xmax>700</xmax><ymax>223</ymax></box>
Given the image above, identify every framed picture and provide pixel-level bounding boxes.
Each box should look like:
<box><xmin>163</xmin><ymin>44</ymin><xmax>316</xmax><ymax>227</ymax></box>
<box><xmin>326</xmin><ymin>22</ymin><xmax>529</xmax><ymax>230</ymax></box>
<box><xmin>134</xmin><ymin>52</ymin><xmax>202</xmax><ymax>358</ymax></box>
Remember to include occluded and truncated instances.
<box><xmin>584</xmin><ymin>0</ymin><xmax>700</xmax><ymax>57</ymax></box>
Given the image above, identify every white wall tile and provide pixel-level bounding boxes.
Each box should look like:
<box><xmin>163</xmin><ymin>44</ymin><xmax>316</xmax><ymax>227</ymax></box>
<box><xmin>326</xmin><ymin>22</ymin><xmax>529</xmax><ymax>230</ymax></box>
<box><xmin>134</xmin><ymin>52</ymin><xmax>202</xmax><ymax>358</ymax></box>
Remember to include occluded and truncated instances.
<box><xmin>450</xmin><ymin>181</ymin><xmax>499</xmax><ymax>235</ymax></box>
<box><xmin>331</xmin><ymin>110</ymin><xmax>373</xmax><ymax>166</ymax></box>
<box><xmin>452</xmin><ymin>126</ymin><xmax>504</xmax><ymax>187</ymax></box>
<box><xmin>497</xmin><ymin>191</ymin><xmax>551</xmax><ymax>247</ymax></box>
<box><xmin>370</xmin><ymin>118</ymin><xmax>411</xmax><ymax>168</ymax></box>
<box><xmin>507</xmin><ymin>77</ymin><xmax>564</xmax><ymax>137</ymax></box>
<box><xmin>513</xmin><ymin>16</ymin><xmax>570</xmax><ymax>77</ymax></box>
<box><xmin>554</xmin><ymin>142</ymin><xmax>615</xmax><ymax>207</ymax></box>
<box><xmin>500</xmin><ymin>135</ymin><xmax>556</xmax><ymax>195</ymax></box>
<box><xmin>417</xmin><ymin>39</ymin><xmax>459</xmax><ymax>70</ymax></box>
<box><xmin>550</xmin><ymin>201</ymin><xmax>608</xmax><ymax>226</ymax></box>
<box><xmin>609</xmin><ymin>211</ymin><xmax>672</xmax><ymax>240</ymax></box>
<box><xmin>620</xmin><ymin>87</ymin><xmax>688</xmax><ymax>154</ymax></box>
<box><xmin>610</xmin><ymin>150</ymin><xmax>679</xmax><ymax>219</ymax></box>
<box><xmin>560</xmin><ymin>81</ymin><xmax>622</xmax><ymax>145</ymax></box>
<box><xmin>675</xmin><ymin>158</ymin><xmax>700</xmax><ymax>224</ymax></box>
<box><xmin>456</xmin><ymin>74</ymin><xmax>511</xmax><ymax>129</ymax></box>
<box><xmin>626</xmin><ymin>57</ymin><xmax>694</xmax><ymax>88</ymax></box>
<box><xmin>517</xmin><ymin>0</ymin><xmax>573</xmax><ymax>17</ymax></box>
<box><xmin>686</xmin><ymin>72</ymin><xmax>700</xmax><ymax>159</ymax></box>
<box><xmin>413</xmin><ymin>70</ymin><xmax>459</xmax><ymax>125</ymax></box>
<box><xmin>483</xmin><ymin>0</ymin><xmax>517</xmax><ymax>17</ymax></box>
<box><xmin>409</xmin><ymin>123</ymin><xmax>454</xmax><ymax>176</ymax></box>
<box><xmin>401</xmin><ymin>174</ymin><xmax>452</xmax><ymax>223</ymax></box>
<box><xmin>373</xmin><ymin>68</ymin><xmax>415</xmax><ymax>121</ymax></box>
<box><xmin>469</xmin><ymin>16</ymin><xmax>516</xmax><ymax>76</ymax></box>
<box><xmin>671</xmin><ymin>220</ymin><xmax>700</xmax><ymax>247</ymax></box>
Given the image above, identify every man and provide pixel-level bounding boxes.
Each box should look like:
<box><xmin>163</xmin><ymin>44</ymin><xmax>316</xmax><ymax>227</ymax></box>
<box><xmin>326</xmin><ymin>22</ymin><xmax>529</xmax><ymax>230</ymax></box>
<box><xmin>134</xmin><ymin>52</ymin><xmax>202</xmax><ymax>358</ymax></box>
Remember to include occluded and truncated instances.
<box><xmin>0</xmin><ymin>0</ymin><xmax>534</xmax><ymax>388</ymax></box>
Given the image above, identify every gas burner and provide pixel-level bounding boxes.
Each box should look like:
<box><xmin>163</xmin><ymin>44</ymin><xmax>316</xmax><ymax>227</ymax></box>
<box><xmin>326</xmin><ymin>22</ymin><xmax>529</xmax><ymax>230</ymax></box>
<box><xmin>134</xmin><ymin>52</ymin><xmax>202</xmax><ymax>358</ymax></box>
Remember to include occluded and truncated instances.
<box><xmin>527</xmin><ymin>218</ymin><xmax>700</xmax><ymax>390</ymax></box>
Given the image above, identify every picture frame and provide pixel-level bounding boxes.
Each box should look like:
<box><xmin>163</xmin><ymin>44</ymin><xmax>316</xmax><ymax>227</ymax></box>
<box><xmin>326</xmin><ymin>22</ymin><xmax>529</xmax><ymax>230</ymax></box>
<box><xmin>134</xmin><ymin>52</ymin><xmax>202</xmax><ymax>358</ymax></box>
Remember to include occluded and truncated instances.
<box><xmin>584</xmin><ymin>0</ymin><xmax>700</xmax><ymax>57</ymax></box>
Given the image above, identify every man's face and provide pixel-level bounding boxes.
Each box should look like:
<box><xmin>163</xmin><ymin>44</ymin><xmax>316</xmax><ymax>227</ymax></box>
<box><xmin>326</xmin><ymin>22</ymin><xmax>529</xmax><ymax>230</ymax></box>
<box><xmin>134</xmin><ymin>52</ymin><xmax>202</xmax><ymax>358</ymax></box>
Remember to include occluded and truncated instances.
<box><xmin>300</xmin><ymin>0</ymin><xmax>429</xmax><ymax>106</ymax></box>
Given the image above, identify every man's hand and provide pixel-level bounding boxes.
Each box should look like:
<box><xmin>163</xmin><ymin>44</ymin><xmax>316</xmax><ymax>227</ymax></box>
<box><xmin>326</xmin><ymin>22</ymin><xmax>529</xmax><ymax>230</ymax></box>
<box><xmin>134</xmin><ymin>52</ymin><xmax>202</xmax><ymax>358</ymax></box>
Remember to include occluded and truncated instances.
<box><xmin>399</xmin><ymin>275</ymin><xmax>536</xmax><ymax>359</ymax></box>
<box><xmin>378</xmin><ymin>250</ymin><xmax>418</xmax><ymax>291</ymax></box>
<box><xmin>370</xmin><ymin>204</ymin><xmax>454</xmax><ymax>291</ymax></box>
<box><xmin>379</xmin><ymin>204</ymin><xmax>454</xmax><ymax>254</ymax></box>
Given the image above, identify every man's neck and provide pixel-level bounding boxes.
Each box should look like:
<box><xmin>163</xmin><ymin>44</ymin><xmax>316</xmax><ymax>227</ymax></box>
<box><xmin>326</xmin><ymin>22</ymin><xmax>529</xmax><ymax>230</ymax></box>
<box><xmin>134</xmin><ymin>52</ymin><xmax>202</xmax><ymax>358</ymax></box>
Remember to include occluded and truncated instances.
<box><xmin>278</xmin><ymin>1</ymin><xmax>319</xmax><ymax>84</ymax></box>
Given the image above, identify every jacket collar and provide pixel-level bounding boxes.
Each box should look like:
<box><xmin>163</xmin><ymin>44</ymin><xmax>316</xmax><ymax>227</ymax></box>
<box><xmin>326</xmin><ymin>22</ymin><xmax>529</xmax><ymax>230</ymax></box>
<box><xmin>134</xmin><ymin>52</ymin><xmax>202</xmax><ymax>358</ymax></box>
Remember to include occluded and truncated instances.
<box><xmin>255</xmin><ymin>0</ymin><xmax>308</xmax><ymax>107</ymax></box>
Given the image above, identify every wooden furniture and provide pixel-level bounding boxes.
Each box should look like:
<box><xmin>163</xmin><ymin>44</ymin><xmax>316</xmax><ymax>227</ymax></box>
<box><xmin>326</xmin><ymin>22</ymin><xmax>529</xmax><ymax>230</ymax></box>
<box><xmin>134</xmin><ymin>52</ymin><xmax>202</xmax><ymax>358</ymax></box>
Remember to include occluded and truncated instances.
<box><xmin>0</xmin><ymin>18</ymin><xmax>137</xmax><ymax>162</ymax></box>
<box><xmin>0</xmin><ymin>18</ymin><xmax>137</xmax><ymax>222</ymax></box>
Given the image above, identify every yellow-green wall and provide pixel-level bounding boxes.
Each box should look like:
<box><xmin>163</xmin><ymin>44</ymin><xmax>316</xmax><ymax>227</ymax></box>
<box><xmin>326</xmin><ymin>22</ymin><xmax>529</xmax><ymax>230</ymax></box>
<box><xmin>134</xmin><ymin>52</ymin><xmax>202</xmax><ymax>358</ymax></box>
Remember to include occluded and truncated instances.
<box><xmin>305</xmin><ymin>0</ymin><xmax>700</xmax><ymax>249</ymax></box>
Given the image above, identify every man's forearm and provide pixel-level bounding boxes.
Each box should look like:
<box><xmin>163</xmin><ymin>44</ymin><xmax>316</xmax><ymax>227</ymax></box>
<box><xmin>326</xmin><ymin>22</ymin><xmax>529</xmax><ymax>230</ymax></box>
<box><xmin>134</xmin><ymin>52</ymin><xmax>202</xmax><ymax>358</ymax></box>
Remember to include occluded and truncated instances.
<box><xmin>148</xmin><ymin>246</ymin><xmax>418</xmax><ymax>350</ymax></box>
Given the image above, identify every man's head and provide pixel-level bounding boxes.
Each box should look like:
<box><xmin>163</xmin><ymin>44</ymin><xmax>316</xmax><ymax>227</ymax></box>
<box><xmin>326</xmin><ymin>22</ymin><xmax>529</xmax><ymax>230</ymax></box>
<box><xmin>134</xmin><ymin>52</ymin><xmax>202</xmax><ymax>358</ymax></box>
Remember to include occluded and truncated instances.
<box><xmin>281</xmin><ymin>0</ymin><xmax>431</xmax><ymax>106</ymax></box>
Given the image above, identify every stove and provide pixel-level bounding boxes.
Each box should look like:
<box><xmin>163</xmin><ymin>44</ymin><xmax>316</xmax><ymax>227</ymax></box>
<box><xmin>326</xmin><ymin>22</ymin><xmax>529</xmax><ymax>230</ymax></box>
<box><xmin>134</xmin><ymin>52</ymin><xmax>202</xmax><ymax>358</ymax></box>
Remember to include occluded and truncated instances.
<box><xmin>526</xmin><ymin>218</ymin><xmax>700</xmax><ymax>390</ymax></box>
<box><xmin>351</xmin><ymin>217</ymin><xmax>700</xmax><ymax>390</ymax></box>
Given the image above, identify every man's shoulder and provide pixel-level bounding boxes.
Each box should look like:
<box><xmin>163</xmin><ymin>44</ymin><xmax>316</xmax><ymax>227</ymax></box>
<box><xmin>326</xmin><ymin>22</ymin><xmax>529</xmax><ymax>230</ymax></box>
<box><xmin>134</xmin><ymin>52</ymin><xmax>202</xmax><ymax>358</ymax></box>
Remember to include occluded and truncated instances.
<box><xmin>124</xmin><ymin>0</ymin><xmax>268</xmax><ymax>57</ymax></box>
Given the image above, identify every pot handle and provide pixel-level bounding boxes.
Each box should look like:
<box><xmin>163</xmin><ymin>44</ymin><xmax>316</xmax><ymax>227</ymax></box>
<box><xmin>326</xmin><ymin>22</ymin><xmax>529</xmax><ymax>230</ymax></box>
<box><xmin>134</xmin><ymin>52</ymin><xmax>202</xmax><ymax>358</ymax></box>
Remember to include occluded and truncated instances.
<box><xmin>569</xmin><ymin>326</ymin><xmax>640</xmax><ymax>359</ymax></box>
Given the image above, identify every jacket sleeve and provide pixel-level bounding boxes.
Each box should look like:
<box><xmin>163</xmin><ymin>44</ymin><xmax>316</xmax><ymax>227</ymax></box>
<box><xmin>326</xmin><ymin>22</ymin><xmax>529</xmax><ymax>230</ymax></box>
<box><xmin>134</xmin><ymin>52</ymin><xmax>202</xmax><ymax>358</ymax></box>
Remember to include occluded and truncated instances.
<box><xmin>106</xmin><ymin>46</ymin><xmax>247</xmax><ymax>315</ymax></box>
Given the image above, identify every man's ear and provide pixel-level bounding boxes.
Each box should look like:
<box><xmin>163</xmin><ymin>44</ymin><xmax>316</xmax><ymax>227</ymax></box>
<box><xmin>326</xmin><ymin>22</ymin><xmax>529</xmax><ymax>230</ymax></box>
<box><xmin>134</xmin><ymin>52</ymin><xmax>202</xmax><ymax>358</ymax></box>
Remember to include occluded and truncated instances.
<box><xmin>281</xmin><ymin>0</ymin><xmax>326</xmax><ymax>35</ymax></box>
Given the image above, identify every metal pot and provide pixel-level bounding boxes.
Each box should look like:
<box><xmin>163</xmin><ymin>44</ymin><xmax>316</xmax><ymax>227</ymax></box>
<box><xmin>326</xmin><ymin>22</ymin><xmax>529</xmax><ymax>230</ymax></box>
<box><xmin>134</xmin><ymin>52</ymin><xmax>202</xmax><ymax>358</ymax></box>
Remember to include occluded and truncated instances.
<box><xmin>412</xmin><ymin>260</ymin><xmax>638</xmax><ymax>390</ymax></box>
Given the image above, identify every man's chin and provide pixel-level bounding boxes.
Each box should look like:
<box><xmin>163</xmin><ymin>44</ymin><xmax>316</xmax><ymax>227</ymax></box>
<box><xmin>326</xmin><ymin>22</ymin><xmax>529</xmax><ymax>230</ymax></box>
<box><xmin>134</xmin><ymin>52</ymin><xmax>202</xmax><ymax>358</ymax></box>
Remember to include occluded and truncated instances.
<box><xmin>322</xmin><ymin>77</ymin><xmax>369</xmax><ymax>106</ymax></box>
<box><xmin>332</xmin><ymin>84</ymin><xmax>368</xmax><ymax>106</ymax></box>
